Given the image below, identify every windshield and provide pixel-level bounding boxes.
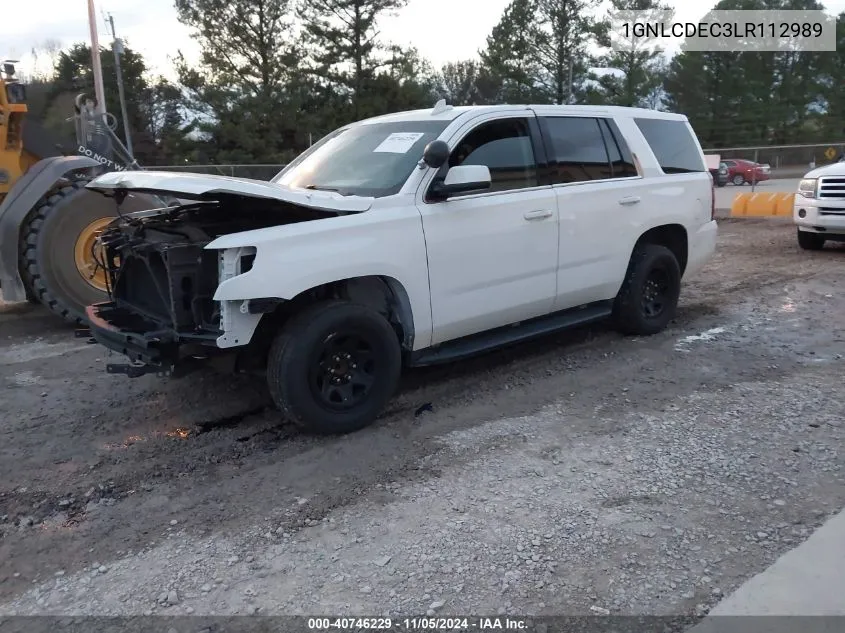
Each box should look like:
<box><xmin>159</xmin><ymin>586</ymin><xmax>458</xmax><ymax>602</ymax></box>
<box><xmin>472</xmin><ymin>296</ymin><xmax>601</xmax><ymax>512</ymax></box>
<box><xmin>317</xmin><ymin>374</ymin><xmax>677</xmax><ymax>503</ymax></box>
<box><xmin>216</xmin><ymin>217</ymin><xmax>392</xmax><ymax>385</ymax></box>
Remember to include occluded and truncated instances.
<box><xmin>273</xmin><ymin>120</ymin><xmax>450</xmax><ymax>198</ymax></box>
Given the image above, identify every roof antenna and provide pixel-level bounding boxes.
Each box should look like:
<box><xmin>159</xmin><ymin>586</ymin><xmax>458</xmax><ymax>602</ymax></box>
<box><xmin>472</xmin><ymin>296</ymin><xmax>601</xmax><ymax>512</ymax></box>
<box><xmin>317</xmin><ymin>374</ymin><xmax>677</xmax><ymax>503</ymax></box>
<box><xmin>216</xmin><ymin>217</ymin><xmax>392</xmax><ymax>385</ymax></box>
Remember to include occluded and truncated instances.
<box><xmin>432</xmin><ymin>99</ymin><xmax>452</xmax><ymax>115</ymax></box>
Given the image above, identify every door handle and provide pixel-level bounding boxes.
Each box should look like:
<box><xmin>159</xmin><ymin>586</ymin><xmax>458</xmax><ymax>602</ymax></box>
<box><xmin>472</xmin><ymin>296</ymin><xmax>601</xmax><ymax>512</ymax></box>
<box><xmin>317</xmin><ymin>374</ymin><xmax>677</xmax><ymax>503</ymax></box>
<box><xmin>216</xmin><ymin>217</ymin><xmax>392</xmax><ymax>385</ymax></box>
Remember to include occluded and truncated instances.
<box><xmin>619</xmin><ymin>196</ymin><xmax>641</xmax><ymax>206</ymax></box>
<box><xmin>523</xmin><ymin>209</ymin><xmax>553</xmax><ymax>220</ymax></box>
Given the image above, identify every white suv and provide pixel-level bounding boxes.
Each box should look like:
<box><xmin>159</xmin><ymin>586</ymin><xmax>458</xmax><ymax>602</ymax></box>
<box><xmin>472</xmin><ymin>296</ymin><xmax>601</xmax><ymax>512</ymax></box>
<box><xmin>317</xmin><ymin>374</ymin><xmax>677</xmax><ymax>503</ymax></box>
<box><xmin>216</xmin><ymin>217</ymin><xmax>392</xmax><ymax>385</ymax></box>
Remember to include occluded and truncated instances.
<box><xmin>795</xmin><ymin>162</ymin><xmax>845</xmax><ymax>250</ymax></box>
<box><xmin>84</xmin><ymin>102</ymin><xmax>718</xmax><ymax>434</ymax></box>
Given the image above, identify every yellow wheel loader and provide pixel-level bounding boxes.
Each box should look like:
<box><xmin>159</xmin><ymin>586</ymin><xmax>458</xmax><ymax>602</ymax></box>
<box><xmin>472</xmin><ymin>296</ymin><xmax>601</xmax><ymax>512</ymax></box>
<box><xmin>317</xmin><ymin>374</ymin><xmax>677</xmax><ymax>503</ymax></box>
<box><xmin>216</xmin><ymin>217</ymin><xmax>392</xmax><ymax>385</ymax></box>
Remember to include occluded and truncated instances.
<box><xmin>0</xmin><ymin>60</ymin><xmax>163</xmax><ymax>324</ymax></box>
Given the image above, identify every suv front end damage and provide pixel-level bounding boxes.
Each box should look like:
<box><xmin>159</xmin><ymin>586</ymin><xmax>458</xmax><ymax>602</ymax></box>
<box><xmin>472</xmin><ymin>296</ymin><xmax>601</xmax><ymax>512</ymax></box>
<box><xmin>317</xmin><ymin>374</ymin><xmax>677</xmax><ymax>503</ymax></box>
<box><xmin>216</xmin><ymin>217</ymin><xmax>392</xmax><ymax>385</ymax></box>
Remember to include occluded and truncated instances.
<box><xmin>86</xmin><ymin>198</ymin><xmax>333</xmax><ymax>377</ymax></box>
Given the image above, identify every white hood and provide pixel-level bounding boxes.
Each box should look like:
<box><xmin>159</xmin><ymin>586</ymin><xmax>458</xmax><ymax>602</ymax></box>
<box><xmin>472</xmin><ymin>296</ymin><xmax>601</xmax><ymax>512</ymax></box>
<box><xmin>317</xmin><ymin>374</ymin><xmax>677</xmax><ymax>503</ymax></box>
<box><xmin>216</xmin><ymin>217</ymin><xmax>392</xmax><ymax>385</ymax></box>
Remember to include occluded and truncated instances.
<box><xmin>85</xmin><ymin>170</ymin><xmax>374</xmax><ymax>213</ymax></box>
<box><xmin>804</xmin><ymin>162</ymin><xmax>845</xmax><ymax>179</ymax></box>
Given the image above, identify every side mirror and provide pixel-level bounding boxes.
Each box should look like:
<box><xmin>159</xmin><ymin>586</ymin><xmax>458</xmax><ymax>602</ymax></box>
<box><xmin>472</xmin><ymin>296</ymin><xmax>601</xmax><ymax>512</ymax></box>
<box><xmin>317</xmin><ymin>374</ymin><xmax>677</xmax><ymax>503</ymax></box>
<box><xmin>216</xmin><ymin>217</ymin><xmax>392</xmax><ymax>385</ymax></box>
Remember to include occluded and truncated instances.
<box><xmin>422</xmin><ymin>140</ymin><xmax>449</xmax><ymax>168</ymax></box>
<box><xmin>432</xmin><ymin>164</ymin><xmax>491</xmax><ymax>198</ymax></box>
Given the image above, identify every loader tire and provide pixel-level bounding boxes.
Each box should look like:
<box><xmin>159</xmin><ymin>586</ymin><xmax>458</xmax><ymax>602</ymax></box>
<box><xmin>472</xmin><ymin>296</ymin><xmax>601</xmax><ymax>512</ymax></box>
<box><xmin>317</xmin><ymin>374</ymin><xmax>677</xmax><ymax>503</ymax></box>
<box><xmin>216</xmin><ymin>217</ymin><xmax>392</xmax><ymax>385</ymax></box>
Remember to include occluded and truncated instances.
<box><xmin>19</xmin><ymin>178</ymin><xmax>157</xmax><ymax>325</ymax></box>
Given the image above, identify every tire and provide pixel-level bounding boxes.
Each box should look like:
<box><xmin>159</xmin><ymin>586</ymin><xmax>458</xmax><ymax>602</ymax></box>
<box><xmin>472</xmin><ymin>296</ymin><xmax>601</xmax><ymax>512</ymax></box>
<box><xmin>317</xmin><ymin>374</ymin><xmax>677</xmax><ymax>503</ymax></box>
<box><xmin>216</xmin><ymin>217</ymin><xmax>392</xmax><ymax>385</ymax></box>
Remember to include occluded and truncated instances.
<box><xmin>612</xmin><ymin>243</ymin><xmax>681</xmax><ymax>336</ymax></box>
<box><xmin>732</xmin><ymin>174</ymin><xmax>745</xmax><ymax>186</ymax></box>
<box><xmin>797</xmin><ymin>228</ymin><xmax>825</xmax><ymax>251</ymax></box>
<box><xmin>19</xmin><ymin>178</ymin><xmax>159</xmax><ymax>325</ymax></box>
<box><xmin>266</xmin><ymin>300</ymin><xmax>402</xmax><ymax>435</ymax></box>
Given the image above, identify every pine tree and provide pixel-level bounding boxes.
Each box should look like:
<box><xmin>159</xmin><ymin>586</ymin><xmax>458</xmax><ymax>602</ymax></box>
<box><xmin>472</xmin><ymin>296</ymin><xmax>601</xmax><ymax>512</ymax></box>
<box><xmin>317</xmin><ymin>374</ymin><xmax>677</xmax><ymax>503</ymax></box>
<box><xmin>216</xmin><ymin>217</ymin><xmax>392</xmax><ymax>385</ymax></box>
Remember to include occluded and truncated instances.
<box><xmin>439</xmin><ymin>60</ymin><xmax>498</xmax><ymax>105</ymax></box>
<box><xmin>174</xmin><ymin>0</ymin><xmax>306</xmax><ymax>162</ymax></box>
<box><xmin>480</xmin><ymin>0</ymin><xmax>544</xmax><ymax>103</ymax></box>
<box><xmin>589</xmin><ymin>0</ymin><xmax>673</xmax><ymax>107</ymax></box>
<box><xmin>533</xmin><ymin>0</ymin><xmax>607</xmax><ymax>104</ymax></box>
<box><xmin>663</xmin><ymin>0</ymin><xmax>829</xmax><ymax>147</ymax></box>
<box><xmin>301</xmin><ymin>0</ymin><xmax>409</xmax><ymax>119</ymax></box>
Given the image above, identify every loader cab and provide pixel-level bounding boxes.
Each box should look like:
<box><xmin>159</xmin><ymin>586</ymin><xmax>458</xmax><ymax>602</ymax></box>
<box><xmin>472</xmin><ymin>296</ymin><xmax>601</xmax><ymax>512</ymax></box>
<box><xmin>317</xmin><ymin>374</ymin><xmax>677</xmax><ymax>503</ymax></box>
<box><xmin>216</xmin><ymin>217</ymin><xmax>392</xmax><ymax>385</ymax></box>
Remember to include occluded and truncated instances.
<box><xmin>0</xmin><ymin>61</ymin><xmax>34</xmax><ymax>200</ymax></box>
<box><xmin>1</xmin><ymin>61</ymin><xmax>28</xmax><ymax>146</ymax></box>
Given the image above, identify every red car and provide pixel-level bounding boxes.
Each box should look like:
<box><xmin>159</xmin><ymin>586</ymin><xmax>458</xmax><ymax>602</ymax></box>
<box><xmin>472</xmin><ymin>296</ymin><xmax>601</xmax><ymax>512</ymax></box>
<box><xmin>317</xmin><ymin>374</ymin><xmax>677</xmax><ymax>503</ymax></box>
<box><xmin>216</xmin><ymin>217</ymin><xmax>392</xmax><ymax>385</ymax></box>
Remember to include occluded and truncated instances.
<box><xmin>722</xmin><ymin>158</ymin><xmax>771</xmax><ymax>185</ymax></box>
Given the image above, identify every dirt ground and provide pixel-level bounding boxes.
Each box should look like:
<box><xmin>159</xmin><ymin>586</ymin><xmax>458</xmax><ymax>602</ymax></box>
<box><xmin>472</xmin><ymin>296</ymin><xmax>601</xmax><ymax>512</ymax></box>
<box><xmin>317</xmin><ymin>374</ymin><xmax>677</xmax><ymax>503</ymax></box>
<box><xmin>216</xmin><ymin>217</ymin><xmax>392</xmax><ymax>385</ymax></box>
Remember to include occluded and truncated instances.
<box><xmin>1</xmin><ymin>218</ymin><xmax>843</xmax><ymax>619</ymax></box>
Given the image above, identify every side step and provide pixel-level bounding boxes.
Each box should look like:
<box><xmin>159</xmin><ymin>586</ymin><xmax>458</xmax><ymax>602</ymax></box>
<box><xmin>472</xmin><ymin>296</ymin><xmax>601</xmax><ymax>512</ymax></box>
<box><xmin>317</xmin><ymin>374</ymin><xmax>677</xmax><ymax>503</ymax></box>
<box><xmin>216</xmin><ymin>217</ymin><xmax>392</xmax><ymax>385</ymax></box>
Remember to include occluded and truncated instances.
<box><xmin>409</xmin><ymin>301</ymin><xmax>613</xmax><ymax>367</ymax></box>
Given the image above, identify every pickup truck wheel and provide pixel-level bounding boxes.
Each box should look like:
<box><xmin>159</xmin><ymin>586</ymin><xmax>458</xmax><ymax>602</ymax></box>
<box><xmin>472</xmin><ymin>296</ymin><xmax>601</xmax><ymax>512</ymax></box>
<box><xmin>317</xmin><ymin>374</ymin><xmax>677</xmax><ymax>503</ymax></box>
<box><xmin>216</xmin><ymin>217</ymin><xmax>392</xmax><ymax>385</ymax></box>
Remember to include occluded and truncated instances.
<box><xmin>612</xmin><ymin>243</ymin><xmax>681</xmax><ymax>336</ymax></box>
<box><xmin>797</xmin><ymin>228</ymin><xmax>825</xmax><ymax>251</ymax></box>
<box><xmin>267</xmin><ymin>301</ymin><xmax>402</xmax><ymax>435</ymax></box>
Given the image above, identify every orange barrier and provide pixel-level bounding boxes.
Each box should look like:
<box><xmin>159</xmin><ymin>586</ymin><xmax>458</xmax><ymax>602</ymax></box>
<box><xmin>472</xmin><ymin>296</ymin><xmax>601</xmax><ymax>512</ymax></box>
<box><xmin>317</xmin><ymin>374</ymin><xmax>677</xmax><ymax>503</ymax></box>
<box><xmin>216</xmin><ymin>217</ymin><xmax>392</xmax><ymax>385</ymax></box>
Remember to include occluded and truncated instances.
<box><xmin>729</xmin><ymin>192</ymin><xmax>794</xmax><ymax>217</ymax></box>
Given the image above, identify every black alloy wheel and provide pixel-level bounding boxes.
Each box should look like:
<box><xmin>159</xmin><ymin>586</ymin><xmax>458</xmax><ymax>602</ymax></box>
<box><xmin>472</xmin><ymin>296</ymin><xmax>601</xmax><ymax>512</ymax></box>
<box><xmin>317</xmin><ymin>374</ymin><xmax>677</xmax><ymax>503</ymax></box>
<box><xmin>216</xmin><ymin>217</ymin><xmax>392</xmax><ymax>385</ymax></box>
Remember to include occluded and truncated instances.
<box><xmin>309</xmin><ymin>331</ymin><xmax>378</xmax><ymax>411</ymax></box>
<box><xmin>267</xmin><ymin>300</ymin><xmax>402</xmax><ymax>434</ymax></box>
<box><xmin>641</xmin><ymin>267</ymin><xmax>671</xmax><ymax>319</ymax></box>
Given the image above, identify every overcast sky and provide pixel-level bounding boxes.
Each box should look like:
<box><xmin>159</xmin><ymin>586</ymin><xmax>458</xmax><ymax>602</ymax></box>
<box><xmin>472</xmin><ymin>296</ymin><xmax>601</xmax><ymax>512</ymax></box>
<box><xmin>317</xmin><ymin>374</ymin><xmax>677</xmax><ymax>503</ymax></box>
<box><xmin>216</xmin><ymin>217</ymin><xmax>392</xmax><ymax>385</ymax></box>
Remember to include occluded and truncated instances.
<box><xmin>4</xmin><ymin>0</ymin><xmax>845</xmax><ymax>80</ymax></box>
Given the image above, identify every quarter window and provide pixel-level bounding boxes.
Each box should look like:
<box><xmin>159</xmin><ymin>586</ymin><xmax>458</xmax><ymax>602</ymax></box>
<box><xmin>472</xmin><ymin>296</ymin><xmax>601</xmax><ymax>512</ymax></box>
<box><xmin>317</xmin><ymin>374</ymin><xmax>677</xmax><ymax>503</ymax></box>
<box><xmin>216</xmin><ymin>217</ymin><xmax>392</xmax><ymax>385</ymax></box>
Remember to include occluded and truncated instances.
<box><xmin>634</xmin><ymin>118</ymin><xmax>706</xmax><ymax>174</ymax></box>
<box><xmin>447</xmin><ymin>118</ymin><xmax>539</xmax><ymax>193</ymax></box>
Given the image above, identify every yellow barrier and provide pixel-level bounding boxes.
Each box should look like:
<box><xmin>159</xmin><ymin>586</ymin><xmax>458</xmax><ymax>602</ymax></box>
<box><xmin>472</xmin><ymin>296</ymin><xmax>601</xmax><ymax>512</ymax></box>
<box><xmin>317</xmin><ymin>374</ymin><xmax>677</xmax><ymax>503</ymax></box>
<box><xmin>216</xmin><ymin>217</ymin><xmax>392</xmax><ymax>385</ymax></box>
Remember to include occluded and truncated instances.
<box><xmin>729</xmin><ymin>192</ymin><xmax>795</xmax><ymax>217</ymax></box>
<box><xmin>730</xmin><ymin>193</ymin><xmax>749</xmax><ymax>216</ymax></box>
<box><xmin>775</xmin><ymin>193</ymin><xmax>795</xmax><ymax>217</ymax></box>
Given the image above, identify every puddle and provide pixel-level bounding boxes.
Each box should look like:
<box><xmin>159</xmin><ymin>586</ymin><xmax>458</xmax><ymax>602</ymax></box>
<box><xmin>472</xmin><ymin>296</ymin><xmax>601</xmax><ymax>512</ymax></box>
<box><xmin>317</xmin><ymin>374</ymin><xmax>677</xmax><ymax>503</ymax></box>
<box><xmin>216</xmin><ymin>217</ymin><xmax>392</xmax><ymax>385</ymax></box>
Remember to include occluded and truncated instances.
<box><xmin>0</xmin><ymin>339</ymin><xmax>89</xmax><ymax>365</ymax></box>
<box><xmin>675</xmin><ymin>327</ymin><xmax>728</xmax><ymax>351</ymax></box>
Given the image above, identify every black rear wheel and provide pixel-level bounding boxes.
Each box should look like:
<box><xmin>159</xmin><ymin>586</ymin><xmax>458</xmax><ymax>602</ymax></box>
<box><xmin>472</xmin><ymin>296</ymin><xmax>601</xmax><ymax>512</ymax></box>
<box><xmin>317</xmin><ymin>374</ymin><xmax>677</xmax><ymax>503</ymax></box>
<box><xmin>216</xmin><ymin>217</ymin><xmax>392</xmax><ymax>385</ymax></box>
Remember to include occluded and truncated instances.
<box><xmin>612</xmin><ymin>243</ymin><xmax>681</xmax><ymax>336</ymax></box>
<box><xmin>267</xmin><ymin>300</ymin><xmax>402</xmax><ymax>435</ymax></box>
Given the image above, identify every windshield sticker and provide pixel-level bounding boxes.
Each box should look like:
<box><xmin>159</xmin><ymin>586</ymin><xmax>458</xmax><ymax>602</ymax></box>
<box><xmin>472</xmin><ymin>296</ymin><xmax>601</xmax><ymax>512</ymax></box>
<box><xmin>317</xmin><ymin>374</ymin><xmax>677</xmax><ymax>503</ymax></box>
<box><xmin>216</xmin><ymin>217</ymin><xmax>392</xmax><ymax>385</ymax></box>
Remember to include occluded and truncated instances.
<box><xmin>373</xmin><ymin>132</ymin><xmax>426</xmax><ymax>154</ymax></box>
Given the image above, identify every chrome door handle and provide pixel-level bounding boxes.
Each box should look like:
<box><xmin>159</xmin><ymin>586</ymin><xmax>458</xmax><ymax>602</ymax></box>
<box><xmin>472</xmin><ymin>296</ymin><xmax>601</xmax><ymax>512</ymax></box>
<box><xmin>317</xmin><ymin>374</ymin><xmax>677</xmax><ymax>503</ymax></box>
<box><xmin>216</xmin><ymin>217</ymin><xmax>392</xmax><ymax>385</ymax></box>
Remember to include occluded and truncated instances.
<box><xmin>524</xmin><ymin>209</ymin><xmax>553</xmax><ymax>220</ymax></box>
<box><xmin>619</xmin><ymin>196</ymin><xmax>641</xmax><ymax>206</ymax></box>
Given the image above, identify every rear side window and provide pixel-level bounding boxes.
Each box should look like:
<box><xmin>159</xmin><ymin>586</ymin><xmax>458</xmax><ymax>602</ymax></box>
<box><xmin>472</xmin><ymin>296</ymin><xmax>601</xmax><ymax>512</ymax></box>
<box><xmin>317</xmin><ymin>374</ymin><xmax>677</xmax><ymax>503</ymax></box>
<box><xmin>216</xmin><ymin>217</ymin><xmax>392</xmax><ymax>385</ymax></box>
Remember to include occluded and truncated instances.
<box><xmin>634</xmin><ymin>118</ymin><xmax>705</xmax><ymax>174</ymax></box>
<box><xmin>599</xmin><ymin>119</ymin><xmax>638</xmax><ymax>178</ymax></box>
<box><xmin>542</xmin><ymin>117</ymin><xmax>611</xmax><ymax>184</ymax></box>
<box><xmin>542</xmin><ymin>117</ymin><xmax>639</xmax><ymax>184</ymax></box>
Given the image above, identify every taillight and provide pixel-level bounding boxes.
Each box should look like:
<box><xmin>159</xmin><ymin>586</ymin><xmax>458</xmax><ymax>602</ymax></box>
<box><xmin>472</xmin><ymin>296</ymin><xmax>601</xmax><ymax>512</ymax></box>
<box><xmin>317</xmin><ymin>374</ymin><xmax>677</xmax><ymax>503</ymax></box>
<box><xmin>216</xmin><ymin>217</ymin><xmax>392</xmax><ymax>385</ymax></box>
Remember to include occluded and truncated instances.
<box><xmin>710</xmin><ymin>175</ymin><xmax>716</xmax><ymax>220</ymax></box>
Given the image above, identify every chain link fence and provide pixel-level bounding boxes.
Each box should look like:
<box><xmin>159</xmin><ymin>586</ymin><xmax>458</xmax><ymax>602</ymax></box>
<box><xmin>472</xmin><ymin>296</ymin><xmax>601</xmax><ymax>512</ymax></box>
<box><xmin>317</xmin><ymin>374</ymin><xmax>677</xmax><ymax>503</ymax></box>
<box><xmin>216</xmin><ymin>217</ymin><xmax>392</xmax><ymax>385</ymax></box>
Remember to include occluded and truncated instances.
<box><xmin>703</xmin><ymin>143</ymin><xmax>845</xmax><ymax>178</ymax></box>
<box><xmin>146</xmin><ymin>143</ymin><xmax>845</xmax><ymax>183</ymax></box>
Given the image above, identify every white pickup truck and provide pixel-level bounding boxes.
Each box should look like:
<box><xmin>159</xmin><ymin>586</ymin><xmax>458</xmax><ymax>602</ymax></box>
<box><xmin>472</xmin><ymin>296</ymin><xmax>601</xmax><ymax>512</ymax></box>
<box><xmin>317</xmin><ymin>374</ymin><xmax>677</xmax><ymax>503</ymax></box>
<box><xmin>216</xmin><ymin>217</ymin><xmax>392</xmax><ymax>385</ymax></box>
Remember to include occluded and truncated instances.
<box><xmin>84</xmin><ymin>102</ymin><xmax>718</xmax><ymax>434</ymax></box>
<box><xmin>795</xmin><ymin>161</ymin><xmax>845</xmax><ymax>250</ymax></box>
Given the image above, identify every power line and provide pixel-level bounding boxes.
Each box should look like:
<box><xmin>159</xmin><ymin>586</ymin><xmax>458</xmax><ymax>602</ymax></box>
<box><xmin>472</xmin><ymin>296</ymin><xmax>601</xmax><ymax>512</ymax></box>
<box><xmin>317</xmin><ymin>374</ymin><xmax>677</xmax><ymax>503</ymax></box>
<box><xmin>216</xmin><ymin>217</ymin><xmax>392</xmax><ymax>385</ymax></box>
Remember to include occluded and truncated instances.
<box><xmin>105</xmin><ymin>12</ymin><xmax>134</xmax><ymax>159</ymax></box>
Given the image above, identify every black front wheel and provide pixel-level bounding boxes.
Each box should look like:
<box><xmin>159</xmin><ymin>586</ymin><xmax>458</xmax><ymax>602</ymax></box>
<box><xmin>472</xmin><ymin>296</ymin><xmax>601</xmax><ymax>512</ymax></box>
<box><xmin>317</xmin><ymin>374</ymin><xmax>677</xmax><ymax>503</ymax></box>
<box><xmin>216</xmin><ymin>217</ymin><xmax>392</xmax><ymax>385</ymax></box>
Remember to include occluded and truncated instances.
<box><xmin>267</xmin><ymin>301</ymin><xmax>402</xmax><ymax>435</ymax></box>
<box><xmin>612</xmin><ymin>243</ymin><xmax>682</xmax><ymax>336</ymax></box>
<box><xmin>797</xmin><ymin>229</ymin><xmax>825</xmax><ymax>251</ymax></box>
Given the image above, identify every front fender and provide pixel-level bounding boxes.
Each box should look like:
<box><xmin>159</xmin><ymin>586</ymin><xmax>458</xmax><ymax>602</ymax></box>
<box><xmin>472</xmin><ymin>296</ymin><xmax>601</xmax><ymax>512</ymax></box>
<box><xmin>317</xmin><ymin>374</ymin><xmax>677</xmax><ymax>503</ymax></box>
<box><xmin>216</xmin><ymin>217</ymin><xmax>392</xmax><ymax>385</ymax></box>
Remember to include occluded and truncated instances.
<box><xmin>0</xmin><ymin>156</ymin><xmax>100</xmax><ymax>302</ymax></box>
<box><xmin>207</xmin><ymin>210</ymin><xmax>434</xmax><ymax>350</ymax></box>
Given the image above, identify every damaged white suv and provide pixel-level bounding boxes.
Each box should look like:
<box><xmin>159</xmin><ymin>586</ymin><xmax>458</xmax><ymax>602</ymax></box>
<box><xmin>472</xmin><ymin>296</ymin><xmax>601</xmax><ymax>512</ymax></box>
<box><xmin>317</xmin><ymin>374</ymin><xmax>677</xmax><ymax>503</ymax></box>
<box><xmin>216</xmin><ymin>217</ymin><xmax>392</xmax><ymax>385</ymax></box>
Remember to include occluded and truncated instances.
<box><xmin>85</xmin><ymin>102</ymin><xmax>717</xmax><ymax>434</ymax></box>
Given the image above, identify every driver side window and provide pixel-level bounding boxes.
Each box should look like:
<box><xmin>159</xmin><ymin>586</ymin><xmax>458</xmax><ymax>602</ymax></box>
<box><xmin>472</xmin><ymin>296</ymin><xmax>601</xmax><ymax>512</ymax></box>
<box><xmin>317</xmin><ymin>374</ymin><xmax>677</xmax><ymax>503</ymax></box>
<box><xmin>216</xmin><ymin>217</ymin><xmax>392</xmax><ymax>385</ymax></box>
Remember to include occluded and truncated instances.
<box><xmin>448</xmin><ymin>118</ymin><xmax>539</xmax><ymax>193</ymax></box>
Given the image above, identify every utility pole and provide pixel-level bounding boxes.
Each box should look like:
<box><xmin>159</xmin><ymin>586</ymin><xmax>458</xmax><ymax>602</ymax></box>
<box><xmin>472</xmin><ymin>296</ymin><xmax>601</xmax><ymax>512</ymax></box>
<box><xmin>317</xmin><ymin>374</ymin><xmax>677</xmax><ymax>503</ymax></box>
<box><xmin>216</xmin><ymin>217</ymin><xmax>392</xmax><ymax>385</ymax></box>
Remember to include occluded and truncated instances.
<box><xmin>107</xmin><ymin>13</ymin><xmax>134</xmax><ymax>159</ymax></box>
<box><xmin>86</xmin><ymin>0</ymin><xmax>107</xmax><ymax>116</ymax></box>
<box><xmin>567</xmin><ymin>56</ymin><xmax>574</xmax><ymax>105</ymax></box>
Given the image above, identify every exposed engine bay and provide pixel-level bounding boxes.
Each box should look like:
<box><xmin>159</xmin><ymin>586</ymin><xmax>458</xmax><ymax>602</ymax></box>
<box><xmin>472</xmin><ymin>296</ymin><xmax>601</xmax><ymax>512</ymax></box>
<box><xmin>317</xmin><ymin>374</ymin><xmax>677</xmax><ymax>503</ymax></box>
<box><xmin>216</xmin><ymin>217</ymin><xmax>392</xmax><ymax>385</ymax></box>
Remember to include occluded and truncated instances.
<box><xmin>86</xmin><ymin>195</ymin><xmax>337</xmax><ymax>374</ymax></box>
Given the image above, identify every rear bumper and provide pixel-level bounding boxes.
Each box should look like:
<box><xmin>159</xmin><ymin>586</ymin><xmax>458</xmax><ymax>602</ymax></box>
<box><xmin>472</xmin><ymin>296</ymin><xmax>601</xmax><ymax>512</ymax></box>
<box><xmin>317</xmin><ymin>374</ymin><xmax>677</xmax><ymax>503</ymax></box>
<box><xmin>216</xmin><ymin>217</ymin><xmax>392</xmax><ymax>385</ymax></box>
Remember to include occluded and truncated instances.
<box><xmin>86</xmin><ymin>302</ymin><xmax>220</xmax><ymax>368</ymax></box>
<box><xmin>685</xmin><ymin>220</ymin><xmax>718</xmax><ymax>279</ymax></box>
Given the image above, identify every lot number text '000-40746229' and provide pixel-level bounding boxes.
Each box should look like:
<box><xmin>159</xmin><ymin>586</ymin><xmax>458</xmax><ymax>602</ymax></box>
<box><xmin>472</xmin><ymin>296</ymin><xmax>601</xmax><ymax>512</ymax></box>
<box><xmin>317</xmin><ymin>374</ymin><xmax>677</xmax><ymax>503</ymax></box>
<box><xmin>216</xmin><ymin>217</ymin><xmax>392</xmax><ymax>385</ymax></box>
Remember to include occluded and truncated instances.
<box><xmin>306</xmin><ymin>616</ymin><xmax>530</xmax><ymax>630</ymax></box>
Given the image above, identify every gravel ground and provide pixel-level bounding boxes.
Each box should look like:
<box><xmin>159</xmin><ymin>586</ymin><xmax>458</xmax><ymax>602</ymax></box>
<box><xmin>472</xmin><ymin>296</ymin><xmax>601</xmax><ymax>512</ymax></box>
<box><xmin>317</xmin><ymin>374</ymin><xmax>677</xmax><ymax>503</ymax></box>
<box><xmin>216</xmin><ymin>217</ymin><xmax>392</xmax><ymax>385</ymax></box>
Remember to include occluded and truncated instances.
<box><xmin>0</xmin><ymin>218</ymin><xmax>843</xmax><ymax>620</ymax></box>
